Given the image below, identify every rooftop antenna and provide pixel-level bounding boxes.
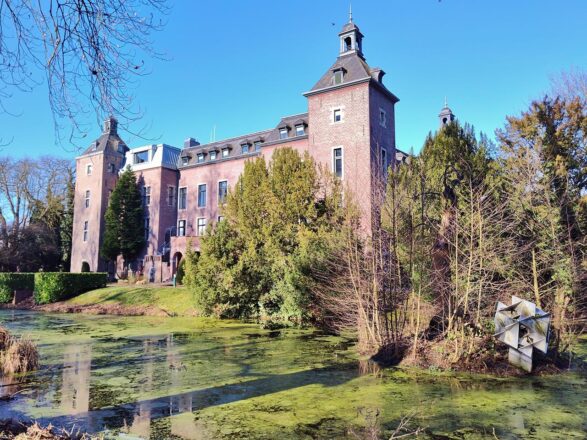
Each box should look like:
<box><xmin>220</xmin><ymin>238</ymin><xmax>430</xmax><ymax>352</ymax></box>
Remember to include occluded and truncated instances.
<box><xmin>209</xmin><ymin>124</ymin><xmax>217</xmax><ymax>143</ymax></box>
<box><xmin>349</xmin><ymin>2</ymin><xmax>353</xmax><ymax>22</ymax></box>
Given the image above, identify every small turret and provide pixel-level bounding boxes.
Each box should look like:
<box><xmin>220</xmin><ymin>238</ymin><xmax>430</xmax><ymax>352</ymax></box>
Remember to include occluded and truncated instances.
<box><xmin>439</xmin><ymin>98</ymin><xmax>455</xmax><ymax>128</ymax></box>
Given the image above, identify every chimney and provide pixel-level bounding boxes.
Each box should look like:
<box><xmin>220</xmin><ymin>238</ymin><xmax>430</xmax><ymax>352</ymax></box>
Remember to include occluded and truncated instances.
<box><xmin>184</xmin><ymin>137</ymin><xmax>200</xmax><ymax>148</ymax></box>
<box><xmin>103</xmin><ymin>116</ymin><xmax>118</xmax><ymax>135</ymax></box>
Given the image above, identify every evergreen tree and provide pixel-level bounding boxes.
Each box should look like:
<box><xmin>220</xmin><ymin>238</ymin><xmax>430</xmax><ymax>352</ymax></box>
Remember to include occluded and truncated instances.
<box><xmin>498</xmin><ymin>95</ymin><xmax>587</xmax><ymax>354</ymax></box>
<box><xmin>60</xmin><ymin>168</ymin><xmax>75</xmax><ymax>271</ymax></box>
<box><xmin>187</xmin><ymin>148</ymin><xmax>345</xmax><ymax>324</ymax></box>
<box><xmin>101</xmin><ymin>167</ymin><xmax>145</xmax><ymax>270</ymax></box>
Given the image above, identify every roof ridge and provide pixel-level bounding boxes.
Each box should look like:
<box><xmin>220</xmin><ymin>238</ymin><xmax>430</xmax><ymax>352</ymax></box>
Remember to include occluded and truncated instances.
<box><xmin>187</xmin><ymin>128</ymin><xmax>274</xmax><ymax>149</ymax></box>
<box><xmin>279</xmin><ymin>112</ymin><xmax>309</xmax><ymax>119</ymax></box>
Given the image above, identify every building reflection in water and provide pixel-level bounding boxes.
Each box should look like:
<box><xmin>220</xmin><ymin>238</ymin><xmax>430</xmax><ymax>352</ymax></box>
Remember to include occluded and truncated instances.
<box><xmin>61</xmin><ymin>344</ymin><xmax>92</xmax><ymax>415</ymax></box>
<box><xmin>129</xmin><ymin>337</ymin><xmax>157</xmax><ymax>438</ymax></box>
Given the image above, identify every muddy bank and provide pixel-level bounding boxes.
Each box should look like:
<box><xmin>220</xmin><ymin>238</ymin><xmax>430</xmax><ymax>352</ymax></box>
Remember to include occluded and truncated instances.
<box><xmin>1</xmin><ymin>298</ymin><xmax>173</xmax><ymax>317</ymax></box>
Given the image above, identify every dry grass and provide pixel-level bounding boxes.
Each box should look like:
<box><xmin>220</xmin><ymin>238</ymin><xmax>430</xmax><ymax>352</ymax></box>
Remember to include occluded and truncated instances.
<box><xmin>6</xmin><ymin>421</ymin><xmax>100</xmax><ymax>439</ymax></box>
<box><xmin>0</xmin><ymin>326</ymin><xmax>38</xmax><ymax>375</ymax></box>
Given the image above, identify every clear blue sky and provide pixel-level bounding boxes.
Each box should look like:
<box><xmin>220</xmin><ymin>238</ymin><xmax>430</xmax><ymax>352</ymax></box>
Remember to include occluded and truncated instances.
<box><xmin>2</xmin><ymin>0</ymin><xmax>586</xmax><ymax>159</ymax></box>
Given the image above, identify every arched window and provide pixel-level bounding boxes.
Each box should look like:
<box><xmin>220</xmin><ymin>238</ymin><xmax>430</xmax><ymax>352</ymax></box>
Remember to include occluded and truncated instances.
<box><xmin>81</xmin><ymin>261</ymin><xmax>90</xmax><ymax>272</ymax></box>
<box><xmin>344</xmin><ymin>36</ymin><xmax>352</xmax><ymax>51</ymax></box>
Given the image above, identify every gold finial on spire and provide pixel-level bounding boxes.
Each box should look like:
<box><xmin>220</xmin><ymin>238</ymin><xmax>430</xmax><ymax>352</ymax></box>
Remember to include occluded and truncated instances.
<box><xmin>349</xmin><ymin>2</ymin><xmax>353</xmax><ymax>22</ymax></box>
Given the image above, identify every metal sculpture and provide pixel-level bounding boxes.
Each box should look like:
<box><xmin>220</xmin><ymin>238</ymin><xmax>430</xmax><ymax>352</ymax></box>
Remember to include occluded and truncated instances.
<box><xmin>494</xmin><ymin>296</ymin><xmax>550</xmax><ymax>372</ymax></box>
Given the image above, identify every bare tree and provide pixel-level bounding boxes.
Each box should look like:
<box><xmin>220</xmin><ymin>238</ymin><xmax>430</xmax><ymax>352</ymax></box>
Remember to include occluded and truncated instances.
<box><xmin>0</xmin><ymin>156</ymin><xmax>71</xmax><ymax>270</ymax></box>
<box><xmin>0</xmin><ymin>0</ymin><xmax>168</xmax><ymax>144</ymax></box>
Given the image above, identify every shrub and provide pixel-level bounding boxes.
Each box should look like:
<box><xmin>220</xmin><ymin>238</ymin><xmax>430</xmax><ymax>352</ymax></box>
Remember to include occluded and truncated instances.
<box><xmin>176</xmin><ymin>259</ymin><xmax>185</xmax><ymax>285</ymax></box>
<box><xmin>0</xmin><ymin>273</ymin><xmax>35</xmax><ymax>304</ymax></box>
<box><xmin>34</xmin><ymin>272</ymin><xmax>107</xmax><ymax>304</ymax></box>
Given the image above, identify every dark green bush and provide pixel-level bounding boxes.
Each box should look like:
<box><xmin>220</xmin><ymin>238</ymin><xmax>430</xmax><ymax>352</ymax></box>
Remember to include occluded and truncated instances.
<box><xmin>34</xmin><ymin>273</ymin><xmax>107</xmax><ymax>305</ymax></box>
<box><xmin>0</xmin><ymin>273</ymin><xmax>35</xmax><ymax>304</ymax></box>
<box><xmin>176</xmin><ymin>259</ymin><xmax>185</xmax><ymax>285</ymax></box>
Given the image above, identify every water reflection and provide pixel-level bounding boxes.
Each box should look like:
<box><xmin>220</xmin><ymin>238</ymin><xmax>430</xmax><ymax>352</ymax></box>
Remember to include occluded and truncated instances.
<box><xmin>0</xmin><ymin>311</ymin><xmax>584</xmax><ymax>440</ymax></box>
<box><xmin>61</xmin><ymin>344</ymin><xmax>91</xmax><ymax>414</ymax></box>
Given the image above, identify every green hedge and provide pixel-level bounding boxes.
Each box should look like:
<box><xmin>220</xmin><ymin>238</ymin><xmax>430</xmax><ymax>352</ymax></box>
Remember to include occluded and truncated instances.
<box><xmin>34</xmin><ymin>273</ymin><xmax>108</xmax><ymax>305</ymax></box>
<box><xmin>0</xmin><ymin>273</ymin><xmax>35</xmax><ymax>303</ymax></box>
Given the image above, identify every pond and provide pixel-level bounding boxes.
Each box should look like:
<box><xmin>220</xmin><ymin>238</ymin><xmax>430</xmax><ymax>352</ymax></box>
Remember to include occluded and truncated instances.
<box><xmin>0</xmin><ymin>310</ymin><xmax>585</xmax><ymax>439</ymax></box>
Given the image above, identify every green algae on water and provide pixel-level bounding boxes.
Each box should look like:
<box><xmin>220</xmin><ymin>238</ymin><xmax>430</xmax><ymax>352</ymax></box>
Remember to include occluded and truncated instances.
<box><xmin>0</xmin><ymin>310</ymin><xmax>585</xmax><ymax>440</ymax></box>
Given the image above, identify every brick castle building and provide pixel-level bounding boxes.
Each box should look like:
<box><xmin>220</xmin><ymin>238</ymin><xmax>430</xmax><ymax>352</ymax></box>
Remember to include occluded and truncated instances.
<box><xmin>71</xmin><ymin>17</ymin><xmax>433</xmax><ymax>280</ymax></box>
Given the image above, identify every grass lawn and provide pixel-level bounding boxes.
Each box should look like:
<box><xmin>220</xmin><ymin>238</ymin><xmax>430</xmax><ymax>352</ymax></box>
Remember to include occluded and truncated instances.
<box><xmin>66</xmin><ymin>284</ymin><xmax>195</xmax><ymax>316</ymax></box>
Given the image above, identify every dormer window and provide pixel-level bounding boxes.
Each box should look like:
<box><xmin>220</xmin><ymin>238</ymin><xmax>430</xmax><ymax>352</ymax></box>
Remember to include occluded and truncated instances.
<box><xmin>241</xmin><ymin>143</ymin><xmax>250</xmax><ymax>154</ymax></box>
<box><xmin>197</xmin><ymin>153</ymin><xmax>205</xmax><ymax>163</ymax></box>
<box><xmin>181</xmin><ymin>155</ymin><xmax>189</xmax><ymax>166</ymax></box>
<box><xmin>222</xmin><ymin>148</ymin><xmax>230</xmax><ymax>158</ymax></box>
<box><xmin>279</xmin><ymin>127</ymin><xmax>288</xmax><ymax>140</ymax></box>
<box><xmin>210</xmin><ymin>150</ymin><xmax>217</xmax><ymax>160</ymax></box>
<box><xmin>134</xmin><ymin>150</ymin><xmax>149</xmax><ymax>164</ymax></box>
<box><xmin>254</xmin><ymin>141</ymin><xmax>262</xmax><ymax>151</ymax></box>
<box><xmin>295</xmin><ymin>124</ymin><xmax>305</xmax><ymax>136</ymax></box>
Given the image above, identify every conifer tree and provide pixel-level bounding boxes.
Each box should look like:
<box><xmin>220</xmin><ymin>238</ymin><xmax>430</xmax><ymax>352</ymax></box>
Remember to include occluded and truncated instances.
<box><xmin>60</xmin><ymin>168</ymin><xmax>75</xmax><ymax>271</ymax></box>
<box><xmin>101</xmin><ymin>167</ymin><xmax>145</xmax><ymax>270</ymax></box>
<box><xmin>188</xmin><ymin>148</ymin><xmax>345</xmax><ymax>324</ymax></box>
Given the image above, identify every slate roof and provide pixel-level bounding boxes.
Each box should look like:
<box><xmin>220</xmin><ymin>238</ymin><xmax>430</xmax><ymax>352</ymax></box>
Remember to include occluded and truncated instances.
<box><xmin>305</xmin><ymin>52</ymin><xmax>399</xmax><ymax>103</ymax></box>
<box><xmin>81</xmin><ymin>118</ymin><xmax>129</xmax><ymax>156</ymax></box>
<box><xmin>340</xmin><ymin>21</ymin><xmax>362</xmax><ymax>35</ymax></box>
<box><xmin>178</xmin><ymin>113</ymin><xmax>309</xmax><ymax>168</ymax></box>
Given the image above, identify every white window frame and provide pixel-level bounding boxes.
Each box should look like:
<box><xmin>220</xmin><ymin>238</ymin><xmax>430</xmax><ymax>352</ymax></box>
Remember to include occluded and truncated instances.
<box><xmin>85</xmin><ymin>190</ymin><xmax>90</xmax><ymax>208</ymax></box>
<box><xmin>178</xmin><ymin>187</ymin><xmax>187</xmax><ymax>210</ymax></box>
<box><xmin>197</xmin><ymin>153</ymin><xmax>205</xmax><ymax>163</ymax></box>
<box><xmin>332</xmin><ymin>146</ymin><xmax>344</xmax><ymax>179</ymax></box>
<box><xmin>379</xmin><ymin>108</ymin><xmax>387</xmax><ymax>128</ymax></box>
<box><xmin>210</xmin><ymin>151</ymin><xmax>217</xmax><ymax>160</ymax></box>
<box><xmin>178</xmin><ymin>219</ymin><xmax>186</xmax><ymax>237</ymax></box>
<box><xmin>196</xmin><ymin>217</ymin><xmax>206</xmax><ymax>236</ymax></box>
<box><xmin>83</xmin><ymin>221</ymin><xmax>88</xmax><ymax>242</ymax></box>
<box><xmin>133</xmin><ymin>150</ymin><xmax>149</xmax><ymax>164</ymax></box>
<box><xmin>218</xmin><ymin>180</ymin><xmax>228</xmax><ymax>205</ymax></box>
<box><xmin>222</xmin><ymin>148</ymin><xmax>230</xmax><ymax>158</ymax></box>
<box><xmin>295</xmin><ymin>124</ymin><xmax>305</xmax><ymax>136</ymax></box>
<box><xmin>279</xmin><ymin>127</ymin><xmax>288</xmax><ymax>140</ymax></box>
<box><xmin>333</xmin><ymin>109</ymin><xmax>342</xmax><ymax>123</ymax></box>
<box><xmin>86</xmin><ymin>164</ymin><xmax>93</xmax><ymax>176</ymax></box>
<box><xmin>181</xmin><ymin>156</ymin><xmax>189</xmax><ymax>166</ymax></box>
<box><xmin>143</xmin><ymin>186</ymin><xmax>151</xmax><ymax>206</ymax></box>
<box><xmin>254</xmin><ymin>141</ymin><xmax>262</xmax><ymax>151</ymax></box>
<box><xmin>197</xmin><ymin>183</ymin><xmax>207</xmax><ymax>208</ymax></box>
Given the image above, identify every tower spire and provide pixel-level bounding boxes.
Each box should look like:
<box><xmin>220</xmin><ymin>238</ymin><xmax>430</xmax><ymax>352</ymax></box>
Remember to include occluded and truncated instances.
<box><xmin>444</xmin><ymin>96</ymin><xmax>448</xmax><ymax>108</ymax></box>
<box><xmin>349</xmin><ymin>2</ymin><xmax>353</xmax><ymax>22</ymax></box>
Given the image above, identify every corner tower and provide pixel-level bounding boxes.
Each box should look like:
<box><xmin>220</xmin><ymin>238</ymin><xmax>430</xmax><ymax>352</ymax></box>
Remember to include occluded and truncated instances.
<box><xmin>70</xmin><ymin>117</ymin><xmax>128</xmax><ymax>272</ymax></box>
<box><xmin>304</xmin><ymin>15</ymin><xmax>399</xmax><ymax>232</ymax></box>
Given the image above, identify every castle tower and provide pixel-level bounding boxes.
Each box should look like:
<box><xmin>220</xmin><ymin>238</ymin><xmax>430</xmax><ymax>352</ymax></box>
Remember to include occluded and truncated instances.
<box><xmin>70</xmin><ymin>117</ymin><xmax>128</xmax><ymax>272</ymax></box>
<box><xmin>439</xmin><ymin>98</ymin><xmax>455</xmax><ymax>127</ymax></box>
<box><xmin>304</xmin><ymin>14</ymin><xmax>398</xmax><ymax>232</ymax></box>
